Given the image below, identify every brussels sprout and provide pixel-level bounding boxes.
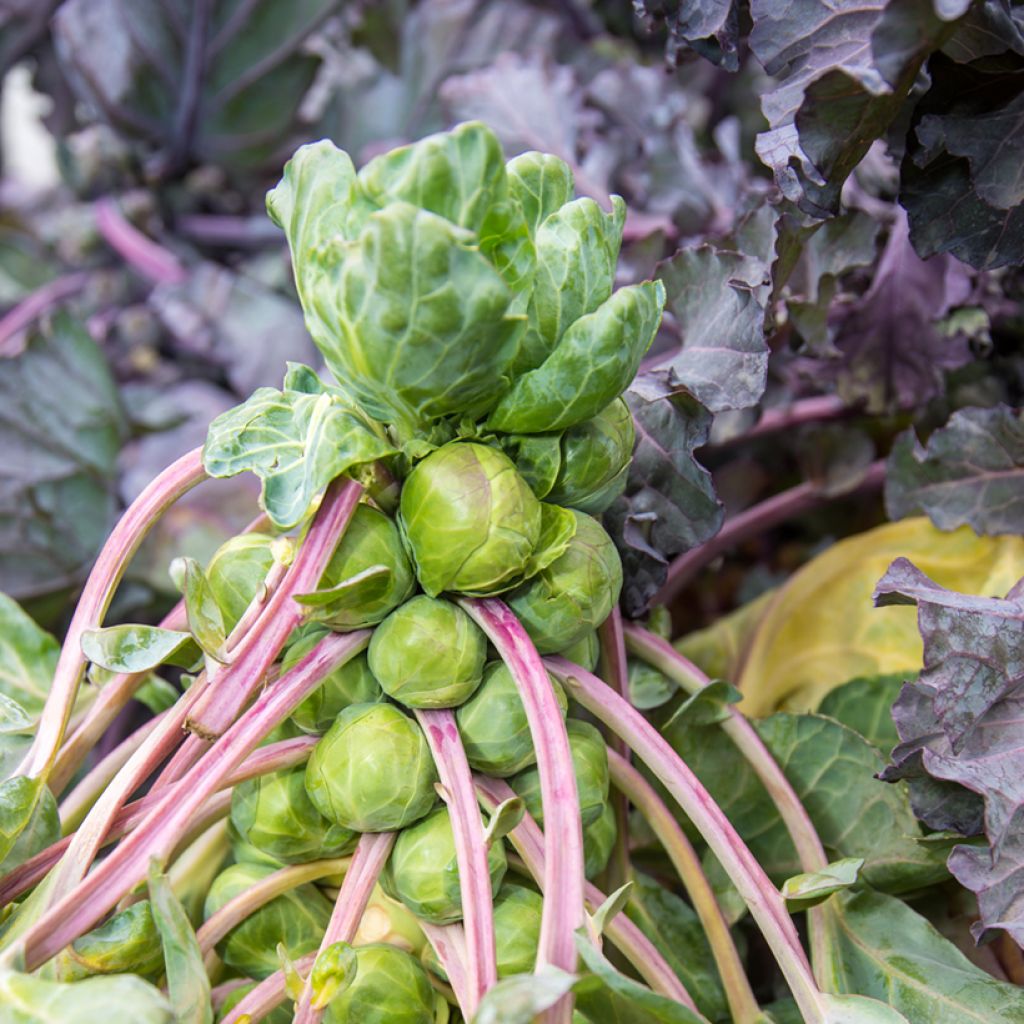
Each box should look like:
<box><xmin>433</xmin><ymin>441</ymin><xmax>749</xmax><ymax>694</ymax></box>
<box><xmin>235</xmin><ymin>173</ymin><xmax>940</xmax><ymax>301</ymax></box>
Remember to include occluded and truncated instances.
<box><xmin>203</xmin><ymin>862</ymin><xmax>331</xmax><ymax>979</ymax></box>
<box><xmin>353</xmin><ymin>885</ymin><xmax>427</xmax><ymax>957</ymax></box>
<box><xmin>216</xmin><ymin>984</ymin><xmax>293</xmax><ymax>1024</ymax></box>
<box><xmin>399</xmin><ymin>442</ymin><xmax>542</xmax><ymax>597</ymax></box>
<box><xmin>230</xmin><ymin>764</ymin><xmax>358</xmax><ymax>864</ymax></box>
<box><xmin>493</xmin><ymin>884</ymin><xmax>543</xmax><ymax>977</ymax></box>
<box><xmin>584</xmin><ymin>800</ymin><xmax>617</xmax><ymax>879</ymax></box>
<box><xmin>506</xmin><ymin>511</ymin><xmax>622</xmax><ymax>653</ymax></box>
<box><xmin>207</xmin><ymin>533</ymin><xmax>276</xmax><ymax>632</ymax></box>
<box><xmin>558</xmin><ymin>630</ymin><xmax>600</xmax><ymax>672</ymax></box>
<box><xmin>307</xmin><ymin>504</ymin><xmax>415</xmax><ymax>629</ymax></box>
<box><xmin>546</xmin><ymin>399</ymin><xmax>634</xmax><ymax>514</ymax></box>
<box><xmin>511</xmin><ymin>719</ymin><xmax>609</xmax><ymax>828</ymax></box>
<box><xmin>369</xmin><ymin>596</ymin><xmax>487</xmax><ymax>708</ymax></box>
<box><xmin>56</xmin><ymin>901</ymin><xmax>163</xmax><ymax>981</ymax></box>
<box><xmin>382</xmin><ymin>807</ymin><xmax>507</xmax><ymax>925</ymax></box>
<box><xmin>283</xmin><ymin>625</ymin><xmax>383</xmax><ymax>733</ymax></box>
<box><xmin>305</xmin><ymin>703</ymin><xmax>437</xmax><ymax>832</ymax></box>
<box><xmin>324</xmin><ymin>942</ymin><xmax>436</xmax><ymax>1024</ymax></box>
<box><xmin>455</xmin><ymin>662</ymin><xmax>568</xmax><ymax>777</ymax></box>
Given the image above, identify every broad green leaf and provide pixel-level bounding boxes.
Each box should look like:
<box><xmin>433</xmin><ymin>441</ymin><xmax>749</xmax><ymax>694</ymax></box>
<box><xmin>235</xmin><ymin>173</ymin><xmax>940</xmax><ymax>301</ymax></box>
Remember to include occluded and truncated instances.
<box><xmin>294</xmin><ymin>565</ymin><xmax>393</xmax><ymax>624</ymax></box>
<box><xmin>781</xmin><ymin>857</ymin><xmax>863</xmax><ymax>910</ymax></box>
<box><xmin>472</xmin><ymin>968</ymin><xmax>579</xmax><ymax>1024</ymax></box>
<box><xmin>523</xmin><ymin>503</ymin><xmax>578</xmax><ymax>578</ymax></box>
<box><xmin>203</xmin><ymin>386</ymin><xmax>395</xmax><ymax>529</ymax></box>
<box><xmin>81</xmin><ymin>625</ymin><xmax>195</xmax><ymax>675</ymax></box>
<box><xmin>0</xmin><ymin>968</ymin><xmax>172</xmax><ymax>1023</ymax></box>
<box><xmin>657</xmin><ymin>710</ymin><xmax>948</xmax><ymax>893</ymax></box>
<box><xmin>821</xmin><ymin>890</ymin><xmax>1024</xmax><ymax>1024</ymax></box>
<box><xmin>487</xmin><ymin>281</ymin><xmax>666</xmax><ymax>434</ymax></box>
<box><xmin>624</xmin><ymin>874</ymin><xmax>727</xmax><ymax>1023</ymax></box>
<box><xmin>502</xmin><ymin>432</ymin><xmax>562</xmax><ymax>498</ymax></box>
<box><xmin>627</xmin><ymin>659</ymin><xmax>677</xmax><ymax>711</ymax></box>
<box><xmin>817</xmin><ymin>675</ymin><xmax>906</xmax><ymax>753</ymax></box>
<box><xmin>674</xmin><ymin>589</ymin><xmax>775</xmax><ymax>683</ymax></box>
<box><xmin>57</xmin><ymin>902</ymin><xmax>163</xmax><ymax>982</ymax></box>
<box><xmin>175</xmin><ymin>558</ymin><xmax>227</xmax><ymax>663</ymax></box>
<box><xmin>134</xmin><ymin>675</ymin><xmax>181</xmax><ymax>716</ymax></box>
<box><xmin>818</xmin><ymin>994</ymin><xmax>909</xmax><ymax>1024</ymax></box>
<box><xmin>0</xmin><ymin>781</ymin><xmax>57</xmax><ymax>875</ymax></box>
<box><xmin>483</xmin><ymin>797</ymin><xmax>525</xmax><ymax>846</ymax></box>
<box><xmin>0</xmin><ymin>775</ymin><xmax>46</xmax><ymax>865</ymax></box>
<box><xmin>506</xmin><ymin>152</ymin><xmax>574</xmax><ymax>236</ymax></box>
<box><xmin>574</xmin><ymin>932</ymin><xmax>706</xmax><ymax>1023</ymax></box>
<box><xmin>737</xmin><ymin>519</ymin><xmax>1024</xmax><ymax>715</ymax></box>
<box><xmin>0</xmin><ymin>593</ymin><xmax>59</xmax><ymax>720</ymax></box>
<box><xmin>662</xmin><ymin>680</ymin><xmax>742</xmax><ymax>730</ymax></box>
<box><xmin>147</xmin><ymin>862</ymin><xmax>212</xmax><ymax>1024</ymax></box>
<box><xmin>318</xmin><ymin>202</ymin><xmax>525</xmax><ymax>427</ymax></box>
<box><xmin>0</xmin><ymin>695</ymin><xmax>32</xmax><ymax>737</ymax></box>
<box><xmin>309</xmin><ymin>941</ymin><xmax>358</xmax><ymax>1009</ymax></box>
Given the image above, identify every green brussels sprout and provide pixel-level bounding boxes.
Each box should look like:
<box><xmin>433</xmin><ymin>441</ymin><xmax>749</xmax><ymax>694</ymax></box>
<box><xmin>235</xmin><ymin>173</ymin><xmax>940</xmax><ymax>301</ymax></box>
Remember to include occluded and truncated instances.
<box><xmin>203</xmin><ymin>863</ymin><xmax>331</xmax><ymax>979</ymax></box>
<box><xmin>230</xmin><ymin>764</ymin><xmax>358</xmax><ymax>864</ymax></box>
<box><xmin>207</xmin><ymin>533</ymin><xmax>276</xmax><ymax>631</ymax></box>
<box><xmin>56</xmin><ymin>902</ymin><xmax>163</xmax><ymax>981</ymax></box>
<box><xmin>399</xmin><ymin>442</ymin><xmax>542</xmax><ymax>597</ymax></box>
<box><xmin>546</xmin><ymin>399</ymin><xmax>635</xmax><ymax>514</ymax></box>
<box><xmin>368</xmin><ymin>596</ymin><xmax>487</xmax><ymax>708</ymax></box>
<box><xmin>216</xmin><ymin>983</ymin><xmax>292</xmax><ymax>1024</ymax></box>
<box><xmin>324</xmin><ymin>942</ymin><xmax>436</xmax><ymax>1024</ymax></box>
<box><xmin>282</xmin><ymin>625</ymin><xmax>383</xmax><ymax>733</ymax></box>
<box><xmin>353</xmin><ymin>885</ymin><xmax>427</xmax><ymax>957</ymax></box>
<box><xmin>309</xmin><ymin>504</ymin><xmax>415</xmax><ymax>629</ymax></box>
<box><xmin>493</xmin><ymin>884</ymin><xmax>543</xmax><ymax>977</ymax></box>
<box><xmin>305</xmin><ymin>703</ymin><xmax>437</xmax><ymax>832</ymax></box>
<box><xmin>584</xmin><ymin>800</ymin><xmax>617</xmax><ymax>879</ymax></box>
<box><xmin>455</xmin><ymin>662</ymin><xmax>568</xmax><ymax>777</ymax></box>
<box><xmin>511</xmin><ymin>719</ymin><xmax>609</xmax><ymax>828</ymax></box>
<box><xmin>558</xmin><ymin>630</ymin><xmax>600</xmax><ymax>672</ymax></box>
<box><xmin>506</xmin><ymin>511</ymin><xmax>622</xmax><ymax>653</ymax></box>
<box><xmin>381</xmin><ymin>807</ymin><xmax>507</xmax><ymax>925</ymax></box>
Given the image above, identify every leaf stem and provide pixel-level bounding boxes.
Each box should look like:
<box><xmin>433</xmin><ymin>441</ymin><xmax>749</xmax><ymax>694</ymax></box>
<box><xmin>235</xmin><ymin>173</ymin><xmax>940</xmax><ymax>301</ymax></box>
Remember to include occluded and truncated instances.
<box><xmin>545</xmin><ymin>657</ymin><xmax>825</xmax><ymax>1023</ymax></box>
<box><xmin>415</xmin><ymin>708</ymin><xmax>498</xmax><ymax>1013</ymax></box>
<box><xmin>460</xmin><ymin>599</ymin><xmax>584</xmax><ymax>1024</ymax></box>
<box><xmin>475</xmin><ymin>774</ymin><xmax>699</xmax><ymax>1013</ymax></box>
<box><xmin>0</xmin><ymin>272</ymin><xmax>90</xmax><ymax>354</ymax></box>
<box><xmin>654</xmin><ymin>460</ymin><xmax>885</xmax><ymax>605</ymax></box>
<box><xmin>292</xmin><ymin>831</ymin><xmax>396</xmax><ymax>1024</ymax></box>
<box><xmin>94</xmin><ymin>197</ymin><xmax>187</xmax><ymax>284</ymax></box>
<box><xmin>606</xmin><ymin>749</ymin><xmax>760</xmax><ymax>1024</ymax></box>
<box><xmin>419</xmin><ymin>921</ymin><xmax>472</xmax><ymax>1013</ymax></box>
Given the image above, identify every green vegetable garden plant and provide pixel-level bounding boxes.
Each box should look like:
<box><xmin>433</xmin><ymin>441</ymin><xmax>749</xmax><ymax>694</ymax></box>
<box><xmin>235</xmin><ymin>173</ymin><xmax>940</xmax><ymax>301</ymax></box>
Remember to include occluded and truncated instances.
<box><xmin>1</xmin><ymin>114</ymin><xmax>1022</xmax><ymax>1024</ymax></box>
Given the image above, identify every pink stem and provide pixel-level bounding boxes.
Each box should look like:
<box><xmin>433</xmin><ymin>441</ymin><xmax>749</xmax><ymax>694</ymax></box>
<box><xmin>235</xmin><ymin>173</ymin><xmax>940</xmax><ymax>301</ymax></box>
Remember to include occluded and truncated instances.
<box><xmin>711</xmin><ymin>396</ymin><xmax>849</xmax><ymax>449</ymax></box>
<box><xmin>185</xmin><ymin>477</ymin><xmax>363</xmax><ymax>739</ymax></box>
<box><xmin>221</xmin><ymin>953</ymin><xmax>316</xmax><ymax>1024</ymax></box>
<box><xmin>20</xmin><ymin>631</ymin><xmax>370</xmax><ymax>969</ymax></box>
<box><xmin>0</xmin><ymin>272</ymin><xmax>90</xmax><ymax>354</ymax></box>
<box><xmin>94</xmin><ymin>197</ymin><xmax>187</xmax><ymax>284</ymax></box>
<box><xmin>545</xmin><ymin>657</ymin><xmax>821</xmax><ymax>1022</ymax></box>
<box><xmin>414</xmin><ymin>708</ymin><xmax>497</xmax><ymax>1014</ymax></box>
<box><xmin>654</xmin><ymin>461</ymin><xmax>885</xmax><ymax>605</ymax></box>
<box><xmin>292</xmin><ymin>831</ymin><xmax>396</xmax><ymax>1024</ymax></box>
<box><xmin>460</xmin><ymin>599</ymin><xmax>584</xmax><ymax>1024</ymax></box>
<box><xmin>474</xmin><ymin>775</ymin><xmax>696</xmax><ymax>1010</ymax></box>
<box><xmin>18</xmin><ymin>448</ymin><xmax>207</xmax><ymax>782</ymax></box>
<box><xmin>420</xmin><ymin>921</ymin><xmax>472</xmax><ymax>1013</ymax></box>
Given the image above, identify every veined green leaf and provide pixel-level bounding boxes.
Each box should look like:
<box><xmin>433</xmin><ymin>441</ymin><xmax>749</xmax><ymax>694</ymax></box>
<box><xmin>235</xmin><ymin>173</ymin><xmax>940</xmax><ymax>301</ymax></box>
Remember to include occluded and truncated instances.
<box><xmin>81</xmin><ymin>625</ymin><xmax>195</xmax><ymax>675</ymax></box>
<box><xmin>147</xmin><ymin>862</ymin><xmax>212</xmax><ymax>1024</ymax></box>
<box><xmin>0</xmin><ymin>695</ymin><xmax>33</xmax><ymax>737</ymax></box>
<box><xmin>472</xmin><ymin>967</ymin><xmax>579</xmax><ymax>1024</ymax></box>
<box><xmin>523</xmin><ymin>503</ymin><xmax>578</xmax><ymax>579</ymax></box>
<box><xmin>0</xmin><ymin>968</ymin><xmax>172</xmax><ymax>1023</ymax></box>
<box><xmin>782</xmin><ymin>857</ymin><xmax>863</xmax><ymax>910</ymax></box>
<box><xmin>0</xmin><ymin>776</ymin><xmax>56</xmax><ymax>872</ymax></box>
<box><xmin>202</xmin><ymin>386</ymin><xmax>395</xmax><ymax>530</ymax></box>
<box><xmin>175</xmin><ymin>558</ymin><xmax>227</xmax><ymax>663</ymax></box>
<box><xmin>507</xmin><ymin>151</ymin><xmax>575</xmax><ymax>236</ymax></box>
<box><xmin>501</xmin><ymin>432</ymin><xmax>563</xmax><ymax>499</ymax></box>
<box><xmin>0</xmin><ymin>593</ymin><xmax>59</xmax><ymax>722</ymax></box>
<box><xmin>487</xmin><ymin>281</ymin><xmax>666</xmax><ymax>433</ymax></box>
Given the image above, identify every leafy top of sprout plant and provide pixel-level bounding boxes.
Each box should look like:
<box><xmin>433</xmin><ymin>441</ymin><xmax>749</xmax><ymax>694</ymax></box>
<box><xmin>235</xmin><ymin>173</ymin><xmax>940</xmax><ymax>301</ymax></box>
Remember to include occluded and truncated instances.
<box><xmin>0</xmin><ymin>118</ymin><xmax>1012</xmax><ymax>1024</ymax></box>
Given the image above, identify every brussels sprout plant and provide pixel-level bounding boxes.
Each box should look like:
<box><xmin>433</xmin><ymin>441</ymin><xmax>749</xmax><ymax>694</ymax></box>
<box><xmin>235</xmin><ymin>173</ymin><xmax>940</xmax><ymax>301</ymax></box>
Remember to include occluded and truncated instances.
<box><xmin>0</xmin><ymin>121</ymin><xmax>957</xmax><ymax>1024</ymax></box>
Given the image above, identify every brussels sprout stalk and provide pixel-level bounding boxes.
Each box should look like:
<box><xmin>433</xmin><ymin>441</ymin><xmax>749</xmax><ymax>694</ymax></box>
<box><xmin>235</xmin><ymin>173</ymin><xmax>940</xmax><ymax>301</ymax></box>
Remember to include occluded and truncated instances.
<box><xmin>474</xmin><ymin>775</ymin><xmax>698</xmax><ymax>1011</ymax></box>
<box><xmin>546</xmin><ymin>657</ymin><xmax>829</xmax><ymax>1024</ymax></box>
<box><xmin>18</xmin><ymin>630</ymin><xmax>370</xmax><ymax>970</ymax></box>
<box><xmin>293</xmin><ymin>831</ymin><xmax>395</xmax><ymax>1024</ymax></box>
<box><xmin>606</xmin><ymin>749</ymin><xmax>760</xmax><ymax>1024</ymax></box>
<box><xmin>460</xmin><ymin>599</ymin><xmax>584</xmax><ymax>1024</ymax></box>
<box><xmin>414</xmin><ymin>708</ymin><xmax>498</xmax><ymax>1013</ymax></box>
<box><xmin>418</xmin><ymin>921</ymin><xmax>471</xmax><ymax>1011</ymax></box>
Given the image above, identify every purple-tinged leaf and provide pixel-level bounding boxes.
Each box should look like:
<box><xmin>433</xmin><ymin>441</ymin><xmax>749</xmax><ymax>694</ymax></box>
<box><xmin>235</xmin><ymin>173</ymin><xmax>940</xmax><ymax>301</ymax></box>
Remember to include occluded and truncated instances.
<box><xmin>633</xmin><ymin>1</ymin><xmax>742</xmax><ymax>70</ymax></box>
<box><xmin>886</xmin><ymin>406</ymin><xmax>1024</xmax><ymax>535</ymax></box>
<box><xmin>874</xmin><ymin>559</ymin><xmax>1024</xmax><ymax>944</ymax></box>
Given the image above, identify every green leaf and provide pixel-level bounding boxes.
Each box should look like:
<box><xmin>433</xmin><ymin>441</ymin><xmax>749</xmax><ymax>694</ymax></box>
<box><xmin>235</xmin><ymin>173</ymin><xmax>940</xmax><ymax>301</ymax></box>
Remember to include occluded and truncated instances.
<box><xmin>276</xmin><ymin>942</ymin><xmax>306</xmax><ymax>1001</ymax></box>
<box><xmin>506</xmin><ymin>152</ymin><xmax>575</xmax><ymax>236</ymax></box>
<box><xmin>0</xmin><ymin>695</ymin><xmax>33</xmax><ymax>737</ymax></box>
<box><xmin>133</xmin><ymin>676</ymin><xmax>181</xmax><ymax>716</ymax></box>
<box><xmin>818</xmin><ymin>994</ymin><xmax>910</xmax><ymax>1024</ymax></box>
<box><xmin>81</xmin><ymin>625</ymin><xmax>196</xmax><ymax>675</ymax></box>
<box><xmin>294</xmin><ymin>565</ymin><xmax>393</xmax><ymax>624</ymax></box>
<box><xmin>589</xmin><ymin>882</ymin><xmax>633</xmax><ymax>937</ymax></box>
<box><xmin>782</xmin><ymin>857</ymin><xmax>863</xmax><ymax>910</ymax></box>
<box><xmin>309</xmin><ymin>941</ymin><xmax>358</xmax><ymax>1009</ymax></box>
<box><xmin>501</xmin><ymin>433</ymin><xmax>562</xmax><ymax>499</ymax></box>
<box><xmin>0</xmin><ymin>968</ymin><xmax>172</xmax><ymax>1023</ymax></box>
<box><xmin>147</xmin><ymin>861</ymin><xmax>212</xmax><ymax>1024</ymax></box>
<box><xmin>574</xmin><ymin>931</ymin><xmax>706</xmax><ymax>1023</ymax></box>
<box><xmin>523</xmin><ymin>503</ymin><xmax>578</xmax><ymax>578</ymax></box>
<box><xmin>817</xmin><ymin>675</ymin><xmax>907</xmax><ymax>753</ymax></box>
<box><xmin>662</xmin><ymin>680</ymin><xmax>742</xmax><ymax>730</ymax></box>
<box><xmin>822</xmin><ymin>890</ymin><xmax>1024</xmax><ymax>1024</ymax></box>
<box><xmin>175</xmin><ymin>558</ymin><xmax>228</xmax><ymax>663</ymax></box>
<box><xmin>0</xmin><ymin>775</ymin><xmax>46</xmax><ymax>865</ymax></box>
<box><xmin>487</xmin><ymin>281</ymin><xmax>666</xmax><ymax>434</ymax></box>
<box><xmin>483</xmin><ymin>797</ymin><xmax>525</xmax><ymax>847</ymax></box>
<box><xmin>472</xmin><ymin>968</ymin><xmax>579</xmax><ymax>1024</ymax></box>
<box><xmin>624</xmin><ymin>874</ymin><xmax>727</xmax><ymax>1023</ymax></box>
<box><xmin>202</xmin><ymin>385</ymin><xmax>395</xmax><ymax>530</ymax></box>
<box><xmin>627</xmin><ymin>660</ymin><xmax>677</xmax><ymax>711</ymax></box>
<box><xmin>0</xmin><ymin>594</ymin><xmax>59</xmax><ymax>721</ymax></box>
<box><xmin>0</xmin><ymin>780</ymin><xmax>57</xmax><ymax>875</ymax></box>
